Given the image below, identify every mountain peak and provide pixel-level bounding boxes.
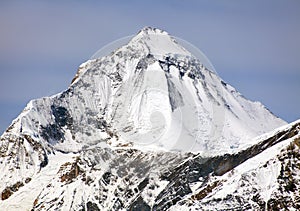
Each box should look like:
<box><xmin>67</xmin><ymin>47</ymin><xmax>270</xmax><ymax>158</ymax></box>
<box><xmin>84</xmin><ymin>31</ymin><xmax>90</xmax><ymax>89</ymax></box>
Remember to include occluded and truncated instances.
<box><xmin>129</xmin><ymin>27</ymin><xmax>190</xmax><ymax>57</ymax></box>
<box><xmin>138</xmin><ymin>26</ymin><xmax>169</xmax><ymax>35</ymax></box>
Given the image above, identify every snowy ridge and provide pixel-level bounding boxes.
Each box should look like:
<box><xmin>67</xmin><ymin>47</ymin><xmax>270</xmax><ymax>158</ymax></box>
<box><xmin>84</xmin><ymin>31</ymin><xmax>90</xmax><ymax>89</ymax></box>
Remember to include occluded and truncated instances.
<box><xmin>1</xmin><ymin>117</ymin><xmax>297</xmax><ymax>210</ymax></box>
<box><xmin>172</xmin><ymin>119</ymin><xmax>300</xmax><ymax>210</ymax></box>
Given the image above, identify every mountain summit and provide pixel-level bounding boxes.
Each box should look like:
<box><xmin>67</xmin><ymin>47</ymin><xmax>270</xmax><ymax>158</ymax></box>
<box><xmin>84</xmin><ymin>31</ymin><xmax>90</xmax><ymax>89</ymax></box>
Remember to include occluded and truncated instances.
<box><xmin>130</xmin><ymin>27</ymin><xmax>190</xmax><ymax>56</ymax></box>
<box><xmin>1</xmin><ymin>27</ymin><xmax>297</xmax><ymax>210</ymax></box>
<box><xmin>61</xmin><ymin>26</ymin><xmax>285</xmax><ymax>154</ymax></box>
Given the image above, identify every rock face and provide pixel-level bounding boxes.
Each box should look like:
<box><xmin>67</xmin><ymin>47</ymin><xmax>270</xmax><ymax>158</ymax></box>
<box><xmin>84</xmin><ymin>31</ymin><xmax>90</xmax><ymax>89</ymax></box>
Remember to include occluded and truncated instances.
<box><xmin>0</xmin><ymin>27</ymin><xmax>296</xmax><ymax>210</ymax></box>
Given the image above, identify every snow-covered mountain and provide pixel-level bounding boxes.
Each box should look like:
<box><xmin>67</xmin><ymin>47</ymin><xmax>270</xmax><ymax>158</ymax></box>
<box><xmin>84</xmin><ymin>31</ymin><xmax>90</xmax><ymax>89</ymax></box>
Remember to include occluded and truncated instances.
<box><xmin>1</xmin><ymin>27</ymin><xmax>296</xmax><ymax>210</ymax></box>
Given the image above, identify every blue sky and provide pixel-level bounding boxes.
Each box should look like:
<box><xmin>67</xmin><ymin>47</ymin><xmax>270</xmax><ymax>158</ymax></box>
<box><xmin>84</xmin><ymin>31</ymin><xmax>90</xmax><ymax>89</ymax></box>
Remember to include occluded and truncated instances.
<box><xmin>0</xmin><ymin>0</ymin><xmax>300</xmax><ymax>133</ymax></box>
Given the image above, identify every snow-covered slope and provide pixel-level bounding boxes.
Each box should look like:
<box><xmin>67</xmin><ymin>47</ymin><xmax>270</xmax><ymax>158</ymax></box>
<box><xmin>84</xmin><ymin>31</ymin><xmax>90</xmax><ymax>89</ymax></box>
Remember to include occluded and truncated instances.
<box><xmin>0</xmin><ymin>27</ymin><xmax>291</xmax><ymax>210</ymax></box>
<box><xmin>171</xmin><ymin>120</ymin><xmax>300</xmax><ymax>210</ymax></box>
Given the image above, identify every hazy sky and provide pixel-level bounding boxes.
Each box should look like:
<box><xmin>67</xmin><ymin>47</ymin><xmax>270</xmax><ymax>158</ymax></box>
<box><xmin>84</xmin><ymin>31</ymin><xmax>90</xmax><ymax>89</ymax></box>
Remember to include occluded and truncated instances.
<box><xmin>0</xmin><ymin>0</ymin><xmax>299</xmax><ymax>133</ymax></box>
